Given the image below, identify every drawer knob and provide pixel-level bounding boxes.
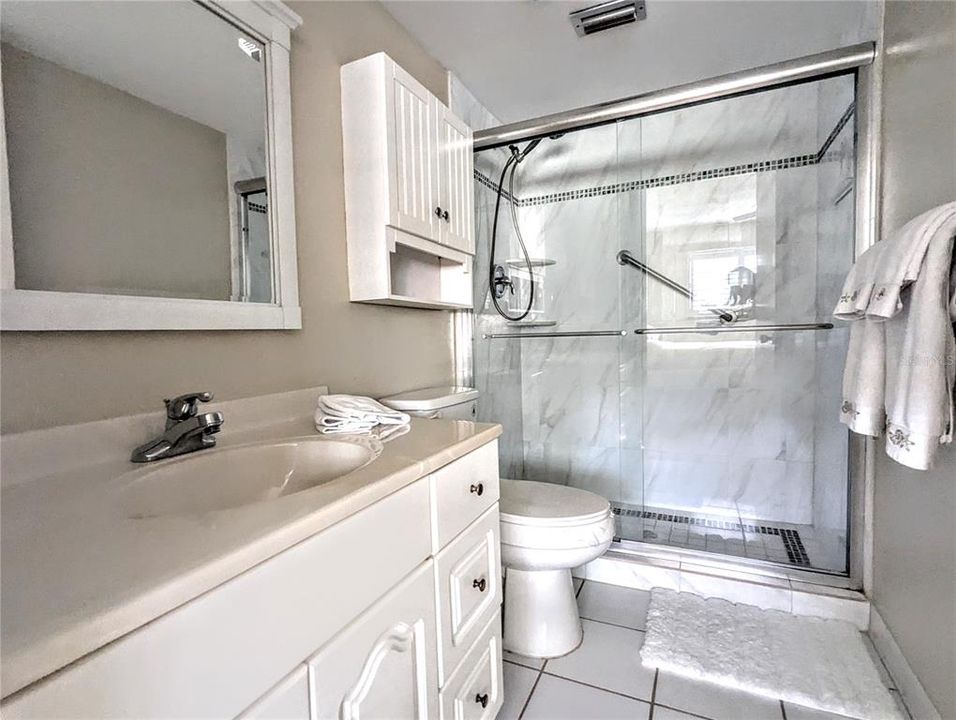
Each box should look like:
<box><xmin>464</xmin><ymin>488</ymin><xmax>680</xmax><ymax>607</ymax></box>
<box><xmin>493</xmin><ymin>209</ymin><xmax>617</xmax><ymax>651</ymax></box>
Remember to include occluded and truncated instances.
<box><xmin>442</xmin><ymin>209</ymin><xmax>450</xmax><ymax>222</ymax></box>
<box><xmin>435</xmin><ymin>206</ymin><xmax>444</xmax><ymax>217</ymax></box>
<box><xmin>472</xmin><ymin>577</ymin><xmax>487</xmax><ymax>592</ymax></box>
<box><xmin>475</xmin><ymin>693</ymin><xmax>489</xmax><ymax>708</ymax></box>
<box><xmin>470</xmin><ymin>483</ymin><xmax>484</xmax><ymax>496</ymax></box>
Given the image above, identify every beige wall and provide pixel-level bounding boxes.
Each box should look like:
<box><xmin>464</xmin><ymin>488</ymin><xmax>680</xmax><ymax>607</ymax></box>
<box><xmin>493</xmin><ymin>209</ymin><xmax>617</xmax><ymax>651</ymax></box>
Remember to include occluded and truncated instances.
<box><xmin>0</xmin><ymin>1</ymin><xmax>455</xmax><ymax>433</ymax></box>
<box><xmin>872</xmin><ymin>2</ymin><xmax>956</xmax><ymax>718</ymax></box>
<box><xmin>3</xmin><ymin>43</ymin><xmax>232</xmax><ymax>301</ymax></box>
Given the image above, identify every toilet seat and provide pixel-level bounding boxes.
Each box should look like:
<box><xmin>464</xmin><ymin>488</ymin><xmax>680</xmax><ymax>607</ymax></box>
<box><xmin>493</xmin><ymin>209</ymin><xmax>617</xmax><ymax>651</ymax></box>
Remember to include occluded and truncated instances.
<box><xmin>500</xmin><ymin>479</ymin><xmax>610</xmax><ymax>526</ymax></box>
<box><xmin>499</xmin><ymin>479</ymin><xmax>613</xmax><ymax>551</ymax></box>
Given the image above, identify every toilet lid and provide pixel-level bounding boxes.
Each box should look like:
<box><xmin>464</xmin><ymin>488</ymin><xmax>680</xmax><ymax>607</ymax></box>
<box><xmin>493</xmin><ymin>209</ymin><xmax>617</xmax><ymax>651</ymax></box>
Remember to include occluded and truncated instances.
<box><xmin>500</xmin><ymin>479</ymin><xmax>610</xmax><ymax>527</ymax></box>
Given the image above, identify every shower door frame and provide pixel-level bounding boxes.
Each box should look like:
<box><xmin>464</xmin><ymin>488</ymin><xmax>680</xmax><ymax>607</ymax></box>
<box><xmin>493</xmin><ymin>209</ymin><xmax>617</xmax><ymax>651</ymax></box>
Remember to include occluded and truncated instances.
<box><xmin>459</xmin><ymin>46</ymin><xmax>882</xmax><ymax>591</ymax></box>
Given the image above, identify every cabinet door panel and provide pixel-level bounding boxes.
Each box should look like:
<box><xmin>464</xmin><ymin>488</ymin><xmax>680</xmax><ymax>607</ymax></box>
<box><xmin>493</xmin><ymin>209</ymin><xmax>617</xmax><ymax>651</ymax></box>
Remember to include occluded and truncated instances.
<box><xmin>437</xmin><ymin>106</ymin><xmax>474</xmax><ymax>254</ymax></box>
<box><xmin>389</xmin><ymin>65</ymin><xmax>438</xmax><ymax>241</ymax></box>
<box><xmin>434</xmin><ymin>507</ymin><xmax>501</xmax><ymax>684</ymax></box>
<box><xmin>310</xmin><ymin>561</ymin><xmax>438</xmax><ymax>720</ymax></box>
<box><xmin>439</xmin><ymin>614</ymin><xmax>503</xmax><ymax>720</ymax></box>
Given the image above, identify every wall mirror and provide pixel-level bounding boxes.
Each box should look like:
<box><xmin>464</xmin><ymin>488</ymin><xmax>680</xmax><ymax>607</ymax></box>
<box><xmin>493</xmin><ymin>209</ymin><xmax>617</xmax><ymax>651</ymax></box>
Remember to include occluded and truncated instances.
<box><xmin>0</xmin><ymin>0</ymin><xmax>302</xmax><ymax>330</ymax></box>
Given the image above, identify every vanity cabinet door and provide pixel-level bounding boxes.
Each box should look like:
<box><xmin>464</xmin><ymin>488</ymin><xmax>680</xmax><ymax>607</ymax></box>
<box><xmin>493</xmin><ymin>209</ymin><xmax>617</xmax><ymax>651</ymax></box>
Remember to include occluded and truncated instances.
<box><xmin>387</xmin><ymin>62</ymin><xmax>440</xmax><ymax>243</ymax></box>
<box><xmin>309</xmin><ymin>560</ymin><xmax>439</xmax><ymax>720</ymax></box>
<box><xmin>437</xmin><ymin>104</ymin><xmax>475</xmax><ymax>254</ymax></box>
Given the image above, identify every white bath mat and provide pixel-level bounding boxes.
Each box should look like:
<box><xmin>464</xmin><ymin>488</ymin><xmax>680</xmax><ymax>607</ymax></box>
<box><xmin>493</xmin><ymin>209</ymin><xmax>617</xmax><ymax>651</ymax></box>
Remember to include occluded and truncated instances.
<box><xmin>640</xmin><ymin>588</ymin><xmax>903</xmax><ymax>720</ymax></box>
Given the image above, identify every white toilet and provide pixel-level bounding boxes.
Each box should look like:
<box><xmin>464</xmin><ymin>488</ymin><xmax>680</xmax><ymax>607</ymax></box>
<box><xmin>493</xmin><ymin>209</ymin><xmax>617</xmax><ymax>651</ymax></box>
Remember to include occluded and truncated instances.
<box><xmin>499</xmin><ymin>479</ymin><xmax>614</xmax><ymax>658</ymax></box>
<box><xmin>379</xmin><ymin>388</ymin><xmax>614</xmax><ymax>659</ymax></box>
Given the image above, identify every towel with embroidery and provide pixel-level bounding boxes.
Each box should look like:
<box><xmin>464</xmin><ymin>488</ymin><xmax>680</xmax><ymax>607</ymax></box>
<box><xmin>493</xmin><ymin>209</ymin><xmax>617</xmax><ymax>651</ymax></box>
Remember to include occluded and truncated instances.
<box><xmin>834</xmin><ymin>202</ymin><xmax>956</xmax><ymax>470</ymax></box>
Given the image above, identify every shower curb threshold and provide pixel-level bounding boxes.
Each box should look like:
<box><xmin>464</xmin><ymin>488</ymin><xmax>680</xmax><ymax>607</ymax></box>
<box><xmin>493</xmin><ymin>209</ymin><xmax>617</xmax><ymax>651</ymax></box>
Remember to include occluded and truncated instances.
<box><xmin>574</xmin><ymin>550</ymin><xmax>870</xmax><ymax>629</ymax></box>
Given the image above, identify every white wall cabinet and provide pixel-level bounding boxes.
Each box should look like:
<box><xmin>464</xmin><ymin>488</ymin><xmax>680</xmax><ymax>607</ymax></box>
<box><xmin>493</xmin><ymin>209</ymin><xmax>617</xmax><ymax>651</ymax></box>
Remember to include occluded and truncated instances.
<box><xmin>342</xmin><ymin>53</ymin><xmax>475</xmax><ymax>310</ymax></box>
<box><xmin>3</xmin><ymin>440</ymin><xmax>502</xmax><ymax>720</ymax></box>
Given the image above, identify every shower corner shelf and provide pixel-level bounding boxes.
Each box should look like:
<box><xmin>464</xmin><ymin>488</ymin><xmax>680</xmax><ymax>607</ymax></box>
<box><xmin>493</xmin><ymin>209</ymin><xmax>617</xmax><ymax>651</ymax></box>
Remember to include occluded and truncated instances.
<box><xmin>506</xmin><ymin>258</ymin><xmax>556</xmax><ymax>269</ymax></box>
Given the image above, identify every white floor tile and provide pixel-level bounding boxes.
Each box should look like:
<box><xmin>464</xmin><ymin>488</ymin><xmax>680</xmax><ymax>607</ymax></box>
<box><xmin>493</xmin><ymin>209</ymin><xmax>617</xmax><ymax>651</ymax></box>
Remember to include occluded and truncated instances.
<box><xmin>652</xmin><ymin>707</ymin><xmax>709</xmax><ymax>720</ymax></box>
<box><xmin>498</xmin><ymin>662</ymin><xmax>539</xmax><ymax>720</ymax></box>
<box><xmin>545</xmin><ymin>619</ymin><xmax>655</xmax><ymax>701</ymax></box>
<box><xmin>654</xmin><ymin>672</ymin><xmax>783</xmax><ymax>720</ymax></box>
<box><xmin>503</xmin><ymin>649</ymin><xmax>546</xmax><ymax>670</ymax></box>
<box><xmin>577</xmin><ymin>581</ymin><xmax>651</xmax><ymax>630</ymax></box>
<box><xmin>521</xmin><ymin>674</ymin><xmax>650</xmax><ymax>720</ymax></box>
<box><xmin>781</xmin><ymin>702</ymin><xmax>856</xmax><ymax>720</ymax></box>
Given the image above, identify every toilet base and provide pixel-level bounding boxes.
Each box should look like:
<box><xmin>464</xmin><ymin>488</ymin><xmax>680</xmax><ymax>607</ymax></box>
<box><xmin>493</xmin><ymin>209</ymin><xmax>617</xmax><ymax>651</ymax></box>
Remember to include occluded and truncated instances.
<box><xmin>503</xmin><ymin>568</ymin><xmax>582</xmax><ymax>658</ymax></box>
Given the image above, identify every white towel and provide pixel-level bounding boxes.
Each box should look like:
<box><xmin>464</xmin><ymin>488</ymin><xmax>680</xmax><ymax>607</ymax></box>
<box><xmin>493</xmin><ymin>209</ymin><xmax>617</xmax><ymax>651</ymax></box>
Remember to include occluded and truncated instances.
<box><xmin>314</xmin><ymin>394</ymin><xmax>410</xmax><ymax>435</ymax></box>
<box><xmin>318</xmin><ymin>395</ymin><xmax>410</xmax><ymax>425</ymax></box>
<box><xmin>835</xmin><ymin>202</ymin><xmax>956</xmax><ymax>470</ymax></box>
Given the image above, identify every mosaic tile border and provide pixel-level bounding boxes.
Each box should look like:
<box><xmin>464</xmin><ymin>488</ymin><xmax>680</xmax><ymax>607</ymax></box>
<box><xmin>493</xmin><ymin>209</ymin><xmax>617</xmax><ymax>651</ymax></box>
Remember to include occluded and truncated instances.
<box><xmin>475</xmin><ymin>102</ymin><xmax>855</xmax><ymax>209</ymax></box>
<box><xmin>612</xmin><ymin>506</ymin><xmax>811</xmax><ymax>566</ymax></box>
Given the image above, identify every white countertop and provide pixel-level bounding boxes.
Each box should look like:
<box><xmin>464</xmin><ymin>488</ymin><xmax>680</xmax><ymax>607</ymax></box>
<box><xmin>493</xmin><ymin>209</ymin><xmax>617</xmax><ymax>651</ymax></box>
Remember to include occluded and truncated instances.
<box><xmin>0</xmin><ymin>390</ymin><xmax>501</xmax><ymax>697</ymax></box>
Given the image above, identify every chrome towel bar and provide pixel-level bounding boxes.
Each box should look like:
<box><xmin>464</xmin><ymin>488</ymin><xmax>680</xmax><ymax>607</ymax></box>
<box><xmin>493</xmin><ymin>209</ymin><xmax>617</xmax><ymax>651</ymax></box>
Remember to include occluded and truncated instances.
<box><xmin>482</xmin><ymin>330</ymin><xmax>628</xmax><ymax>339</ymax></box>
<box><xmin>482</xmin><ymin>323</ymin><xmax>834</xmax><ymax>339</ymax></box>
<box><xmin>635</xmin><ymin>322</ymin><xmax>834</xmax><ymax>335</ymax></box>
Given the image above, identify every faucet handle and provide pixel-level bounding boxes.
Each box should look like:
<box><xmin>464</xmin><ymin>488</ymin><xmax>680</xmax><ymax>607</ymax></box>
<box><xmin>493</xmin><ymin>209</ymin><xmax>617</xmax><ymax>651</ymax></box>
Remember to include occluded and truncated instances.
<box><xmin>164</xmin><ymin>392</ymin><xmax>213</xmax><ymax>422</ymax></box>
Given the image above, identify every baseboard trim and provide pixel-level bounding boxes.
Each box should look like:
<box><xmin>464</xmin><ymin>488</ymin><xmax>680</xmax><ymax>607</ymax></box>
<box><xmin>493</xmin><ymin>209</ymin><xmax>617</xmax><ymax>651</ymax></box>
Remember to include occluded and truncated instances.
<box><xmin>869</xmin><ymin>606</ymin><xmax>942</xmax><ymax>720</ymax></box>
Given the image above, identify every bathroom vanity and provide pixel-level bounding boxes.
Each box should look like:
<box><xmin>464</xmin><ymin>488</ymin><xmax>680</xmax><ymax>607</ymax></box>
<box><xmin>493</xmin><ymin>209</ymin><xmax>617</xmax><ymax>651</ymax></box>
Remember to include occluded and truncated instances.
<box><xmin>0</xmin><ymin>388</ymin><xmax>503</xmax><ymax>719</ymax></box>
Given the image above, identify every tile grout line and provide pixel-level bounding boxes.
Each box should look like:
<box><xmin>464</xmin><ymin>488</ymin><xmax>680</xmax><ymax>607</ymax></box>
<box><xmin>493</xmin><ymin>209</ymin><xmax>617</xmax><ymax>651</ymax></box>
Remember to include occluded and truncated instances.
<box><xmin>516</xmin><ymin>663</ymin><xmax>546</xmax><ymax>720</ymax></box>
<box><xmin>648</xmin><ymin>669</ymin><xmax>659</xmax><ymax>720</ymax></box>
<box><xmin>539</xmin><ymin>670</ymin><xmax>653</xmax><ymax>706</ymax></box>
<box><xmin>779</xmin><ymin>699</ymin><xmax>788</xmax><ymax>720</ymax></box>
<box><xmin>579</xmin><ymin>615</ymin><xmax>646</xmax><ymax>633</ymax></box>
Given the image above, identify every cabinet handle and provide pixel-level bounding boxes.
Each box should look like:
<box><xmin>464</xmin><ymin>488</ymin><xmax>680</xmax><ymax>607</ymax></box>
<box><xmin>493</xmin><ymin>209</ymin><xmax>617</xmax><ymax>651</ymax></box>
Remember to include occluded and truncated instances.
<box><xmin>472</xmin><ymin>577</ymin><xmax>486</xmax><ymax>592</ymax></box>
<box><xmin>470</xmin><ymin>483</ymin><xmax>484</xmax><ymax>496</ymax></box>
<box><xmin>435</xmin><ymin>206</ymin><xmax>443</xmax><ymax>218</ymax></box>
<box><xmin>475</xmin><ymin>693</ymin><xmax>489</xmax><ymax>708</ymax></box>
<box><xmin>442</xmin><ymin>209</ymin><xmax>450</xmax><ymax>222</ymax></box>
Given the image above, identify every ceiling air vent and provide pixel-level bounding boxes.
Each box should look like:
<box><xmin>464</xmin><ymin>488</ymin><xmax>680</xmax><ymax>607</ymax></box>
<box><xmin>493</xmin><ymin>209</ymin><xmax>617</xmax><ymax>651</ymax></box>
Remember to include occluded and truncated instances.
<box><xmin>569</xmin><ymin>0</ymin><xmax>646</xmax><ymax>37</ymax></box>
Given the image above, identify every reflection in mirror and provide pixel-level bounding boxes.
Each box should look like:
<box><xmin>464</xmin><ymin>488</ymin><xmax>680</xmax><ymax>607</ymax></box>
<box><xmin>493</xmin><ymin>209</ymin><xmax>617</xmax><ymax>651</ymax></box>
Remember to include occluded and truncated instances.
<box><xmin>1</xmin><ymin>1</ymin><xmax>275</xmax><ymax>303</ymax></box>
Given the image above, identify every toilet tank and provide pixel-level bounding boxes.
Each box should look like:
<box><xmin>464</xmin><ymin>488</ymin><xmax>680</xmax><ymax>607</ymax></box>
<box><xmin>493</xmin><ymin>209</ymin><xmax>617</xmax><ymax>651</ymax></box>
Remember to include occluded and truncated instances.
<box><xmin>378</xmin><ymin>386</ymin><xmax>479</xmax><ymax>420</ymax></box>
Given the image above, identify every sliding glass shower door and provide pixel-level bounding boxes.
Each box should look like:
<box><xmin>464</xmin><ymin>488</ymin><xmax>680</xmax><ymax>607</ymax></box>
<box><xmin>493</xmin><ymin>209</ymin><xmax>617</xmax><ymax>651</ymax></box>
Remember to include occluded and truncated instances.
<box><xmin>472</xmin><ymin>72</ymin><xmax>857</xmax><ymax>575</ymax></box>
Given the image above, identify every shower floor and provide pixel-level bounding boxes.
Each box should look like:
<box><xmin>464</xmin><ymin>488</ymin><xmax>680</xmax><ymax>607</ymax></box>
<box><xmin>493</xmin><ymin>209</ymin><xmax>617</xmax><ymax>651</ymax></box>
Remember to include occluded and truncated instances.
<box><xmin>611</xmin><ymin>502</ymin><xmax>847</xmax><ymax>574</ymax></box>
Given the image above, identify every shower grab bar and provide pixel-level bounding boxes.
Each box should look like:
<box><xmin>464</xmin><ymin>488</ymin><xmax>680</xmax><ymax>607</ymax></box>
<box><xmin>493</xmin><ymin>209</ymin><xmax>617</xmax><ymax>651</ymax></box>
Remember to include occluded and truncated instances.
<box><xmin>617</xmin><ymin>250</ymin><xmax>736</xmax><ymax>323</ymax></box>
<box><xmin>482</xmin><ymin>330</ymin><xmax>628</xmax><ymax>339</ymax></box>
<box><xmin>634</xmin><ymin>322</ymin><xmax>834</xmax><ymax>335</ymax></box>
<box><xmin>482</xmin><ymin>323</ymin><xmax>833</xmax><ymax>339</ymax></box>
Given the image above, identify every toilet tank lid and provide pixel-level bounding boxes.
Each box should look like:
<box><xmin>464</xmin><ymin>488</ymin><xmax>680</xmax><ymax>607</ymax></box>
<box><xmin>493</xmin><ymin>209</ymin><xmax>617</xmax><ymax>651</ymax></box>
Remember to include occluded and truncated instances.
<box><xmin>378</xmin><ymin>386</ymin><xmax>479</xmax><ymax>411</ymax></box>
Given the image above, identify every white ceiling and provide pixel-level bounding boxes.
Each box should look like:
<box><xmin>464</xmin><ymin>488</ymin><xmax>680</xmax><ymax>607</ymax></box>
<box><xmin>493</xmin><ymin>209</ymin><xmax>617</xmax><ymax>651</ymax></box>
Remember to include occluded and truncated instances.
<box><xmin>382</xmin><ymin>0</ymin><xmax>879</xmax><ymax>124</ymax></box>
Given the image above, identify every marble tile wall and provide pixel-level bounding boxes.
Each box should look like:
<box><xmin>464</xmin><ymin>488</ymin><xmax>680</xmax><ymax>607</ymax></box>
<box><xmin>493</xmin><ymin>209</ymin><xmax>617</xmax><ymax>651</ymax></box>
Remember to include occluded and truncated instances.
<box><xmin>469</xmin><ymin>74</ymin><xmax>855</xmax><ymax>553</ymax></box>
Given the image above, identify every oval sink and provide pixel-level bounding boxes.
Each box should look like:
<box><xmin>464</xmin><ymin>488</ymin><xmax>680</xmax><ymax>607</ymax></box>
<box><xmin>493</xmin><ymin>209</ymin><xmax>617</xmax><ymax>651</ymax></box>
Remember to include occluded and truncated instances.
<box><xmin>119</xmin><ymin>436</ymin><xmax>381</xmax><ymax>519</ymax></box>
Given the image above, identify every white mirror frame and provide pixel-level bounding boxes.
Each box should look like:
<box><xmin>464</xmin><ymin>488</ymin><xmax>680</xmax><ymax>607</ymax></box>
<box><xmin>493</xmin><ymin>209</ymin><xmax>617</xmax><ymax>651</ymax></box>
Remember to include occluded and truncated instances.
<box><xmin>0</xmin><ymin>0</ymin><xmax>303</xmax><ymax>330</ymax></box>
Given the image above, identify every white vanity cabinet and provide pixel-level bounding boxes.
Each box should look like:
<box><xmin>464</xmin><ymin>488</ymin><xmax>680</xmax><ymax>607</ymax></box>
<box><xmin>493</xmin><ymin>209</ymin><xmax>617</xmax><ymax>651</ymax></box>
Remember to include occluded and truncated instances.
<box><xmin>341</xmin><ymin>52</ymin><xmax>475</xmax><ymax>310</ymax></box>
<box><xmin>2</xmin><ymin>440</ymin><xmax>502</xmax><ymax>720</ymax></box>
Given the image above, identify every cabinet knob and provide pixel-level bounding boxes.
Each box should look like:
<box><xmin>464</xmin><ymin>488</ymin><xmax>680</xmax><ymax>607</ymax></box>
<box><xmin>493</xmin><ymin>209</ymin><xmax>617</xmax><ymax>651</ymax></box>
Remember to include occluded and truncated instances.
<box><xmin>470</xmin><ymin>483</ymin><xmax>484</xmax><ymax>496</ymax></box>
<box><xmin>435</xmin><ymin>206</ymin><xmax>443</xmax><ymax>217</ymax></box>
<box><xmin>472</xmin><ymin>577</ymin><xmax>486</xmax><ymax>592</ymax></box>
<box><xmin>475</xmin><ymin>693</ymin><xmax>489</xmax><ymax>708</ymax></box>
<box><xmin>442</xmin><ymin>209</ymin><xmax>450</xmax><ymax>222</ymax></box>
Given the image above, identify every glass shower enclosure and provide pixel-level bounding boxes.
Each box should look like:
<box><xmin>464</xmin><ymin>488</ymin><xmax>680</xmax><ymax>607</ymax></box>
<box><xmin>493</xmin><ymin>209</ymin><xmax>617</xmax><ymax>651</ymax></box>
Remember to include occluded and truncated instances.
<box><xmin>471</xmin><ymin>72</ymin><xmax>859</xmax><ymax>576</ymax></box>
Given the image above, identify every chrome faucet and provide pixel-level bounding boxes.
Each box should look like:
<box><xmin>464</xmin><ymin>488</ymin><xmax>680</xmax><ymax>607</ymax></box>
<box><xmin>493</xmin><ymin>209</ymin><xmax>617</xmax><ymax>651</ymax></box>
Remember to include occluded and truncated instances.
<box><xmin>131</xmin><ymin>392</ymin><xmax>224</xmax><ymax>463</ymax></box>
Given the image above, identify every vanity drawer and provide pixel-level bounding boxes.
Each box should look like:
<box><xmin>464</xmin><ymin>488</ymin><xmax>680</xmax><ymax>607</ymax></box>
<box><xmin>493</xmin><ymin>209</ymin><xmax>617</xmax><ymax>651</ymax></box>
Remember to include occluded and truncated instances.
<box><xmin>430</xmin><ymin>440</ymin><xmax>499</xmax><ymax>552</ymax></box>
<box><xmin>439</xmin><ymin>612</ymin><xmax>503</xmax><ymax>720</ymax></box>
<box><xmin>434</xmin><ymin>505</ymin><xmax>501</xmax><ymax>684</ymax></box>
